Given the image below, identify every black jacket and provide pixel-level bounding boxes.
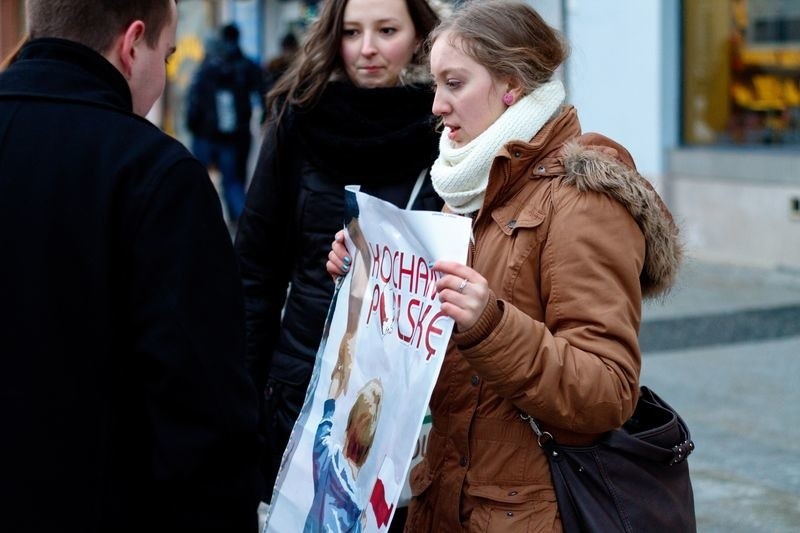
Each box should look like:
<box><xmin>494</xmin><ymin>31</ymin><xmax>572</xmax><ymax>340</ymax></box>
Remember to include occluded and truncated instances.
<box><xmin>235</xmin><ymin>82</ymin><xmax>442</xmax><ymax>499</ymax></box>
<box><xmin>186</xmin><ymin>44</ymin><xmax>265</xmax><ymax>141</ymax></box>
<box><xmin>0</xmin><ymin>39</ymin><xmax>260</xmax><ymax>532</ymax></box>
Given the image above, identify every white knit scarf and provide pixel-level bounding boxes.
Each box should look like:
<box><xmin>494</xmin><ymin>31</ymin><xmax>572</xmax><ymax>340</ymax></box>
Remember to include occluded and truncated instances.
<box><xmin>431</xmin><ymin>79</ymin><xmax>566</xmax><ymax>214</ymax></box>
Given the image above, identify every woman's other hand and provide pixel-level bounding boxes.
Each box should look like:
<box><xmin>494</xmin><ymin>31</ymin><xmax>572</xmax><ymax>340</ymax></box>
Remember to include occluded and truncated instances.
<box><xmin>326</xmin><ymin>230</ymin><xmax>351</xmax><ymax>280</ymax></box>
<box><xmin>432</xmin><ymin>261</ymin><xmax>490</xmax><ymax>331</ymax></box>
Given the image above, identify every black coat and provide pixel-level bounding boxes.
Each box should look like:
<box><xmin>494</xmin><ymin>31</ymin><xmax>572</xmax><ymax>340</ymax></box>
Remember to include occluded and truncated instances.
<box><xmin>0</xmin><ymin>39</ymin><xmax>261</xmax><ymax>532</ymax></box>
<box><xmin>235</xmin><ymin>81</ymin><xmax>442</xmax><ymax>501</ymax></box>
<box><xmin>186</xmin><ymin>45</ymin><xmax>265</xmax><ymax>141</ymax></box>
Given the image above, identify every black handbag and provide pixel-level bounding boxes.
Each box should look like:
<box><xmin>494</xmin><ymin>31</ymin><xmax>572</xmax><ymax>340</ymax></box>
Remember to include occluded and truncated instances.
<box><xmin>522</xmin><ymin>386</ymin><xmax>697</xmax><ymax>533</ymax></box>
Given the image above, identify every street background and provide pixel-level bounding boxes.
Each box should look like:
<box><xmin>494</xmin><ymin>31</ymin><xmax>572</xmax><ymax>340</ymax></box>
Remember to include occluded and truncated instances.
<box><xmin>640</xmin><ymin>258</ymin><xmax>800</xmax><ymax>532</ymax></box>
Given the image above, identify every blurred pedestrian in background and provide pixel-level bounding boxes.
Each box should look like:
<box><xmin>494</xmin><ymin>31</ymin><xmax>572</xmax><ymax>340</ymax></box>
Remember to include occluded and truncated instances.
<box><xmin>235</xmin><ymin>0</ymin><xmax>445</xmax><ymax>528</ymax></box>
<box><xmin>0</xmin><ymin>1</ymin><xmax>261</xmax><ymax>531</ymax></box>
<box><xmin>262</xmin><ymin>31</ymin><xmax>299</xmax><ymax>93</ymax></box>
<box><xmin>187</xmin><ymin>22</ymin><xmax>265</xmax><ymax>227</ymax></box>
<box><xmin>328</xmin><ymin>0</ymin><xmax>683</xmax><ymax>530</ymax></box>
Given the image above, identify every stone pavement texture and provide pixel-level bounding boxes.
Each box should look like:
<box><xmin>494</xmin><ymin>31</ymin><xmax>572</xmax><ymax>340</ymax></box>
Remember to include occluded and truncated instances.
<box><xmin>640</xmin><ymin>258</ymin><xmax>800</xmax><ymax>533</ymax></box>
<box><xmin>641</xmin><ymin>258</ymin><xmax>800</xmax><ymax>352</ymax></box>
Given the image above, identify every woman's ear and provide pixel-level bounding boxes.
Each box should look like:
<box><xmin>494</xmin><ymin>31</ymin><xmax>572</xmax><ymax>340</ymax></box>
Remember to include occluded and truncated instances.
<box><xmin>506</xmin><ymin>78</ymin><xmax>524</xmax><ymax>102</ymax></box>
<box><xmin>501</xmin><ymin>78</ymin><xmax>525</xmax><ymax>106</ymax></box>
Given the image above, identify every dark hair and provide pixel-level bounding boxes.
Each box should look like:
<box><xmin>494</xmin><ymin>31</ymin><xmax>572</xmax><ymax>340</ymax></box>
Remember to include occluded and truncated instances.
<box><xmin>266</xmin><ymin>0</ymin><xmax>440</xmax><ymax>123</ymax></box>
<box><xmin>27</xmin><ymin>0</ymin><xmax>176</xmax><ymax>53</ymax></box>
<box><xmin>221</xmin><ymin>23</ymin><xmax>240</xmax><ymax>44</ymax></box>
<box><xmin>429</xmin><ymin>0</ymin><xmax>568</xmax><ymax>94</ymax></box>
<box><xmin>280</xmin><ymin>32</ymin><xmax>298</xmax><ymax>51</ymax></box>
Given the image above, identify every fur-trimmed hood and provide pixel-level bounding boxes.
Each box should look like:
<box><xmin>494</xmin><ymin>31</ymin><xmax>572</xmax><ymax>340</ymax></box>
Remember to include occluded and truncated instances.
<box><xmin>561</xmin><ymin>133</ymin><xmax>683</xmax><ymax>298</ymax></box>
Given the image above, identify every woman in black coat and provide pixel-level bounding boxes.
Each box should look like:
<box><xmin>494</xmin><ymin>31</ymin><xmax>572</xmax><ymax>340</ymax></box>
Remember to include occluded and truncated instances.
<box><xmin>234</xmin><ymin>0</ymin><xmax>445</xmax><ymax>510</ymax></box>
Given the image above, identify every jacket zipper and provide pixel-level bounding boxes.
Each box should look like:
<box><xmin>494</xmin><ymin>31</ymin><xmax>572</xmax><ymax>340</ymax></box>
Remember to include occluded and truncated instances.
<box><xmin>468</xmin><ymin>213</ymin><xmax>478</xmax><ymax>268</ymax></box>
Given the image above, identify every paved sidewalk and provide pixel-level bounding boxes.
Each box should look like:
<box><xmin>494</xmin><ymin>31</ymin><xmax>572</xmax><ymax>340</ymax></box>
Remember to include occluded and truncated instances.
<box><xmin>641</xmin><ymin>258</ymin><xmax>800</xmax><ymax>352</ymax></box>
<box><xmin>639</xmin><ymin>258</ymin><xmax>800</xmax><ymax>532</ymax></box>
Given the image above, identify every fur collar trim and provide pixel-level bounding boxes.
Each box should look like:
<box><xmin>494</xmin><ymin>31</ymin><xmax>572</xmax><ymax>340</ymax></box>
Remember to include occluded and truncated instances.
<box><xmin>561</xmin><ymin>136</ymin><xmax>683</xmax><ymax>298</ymax></box>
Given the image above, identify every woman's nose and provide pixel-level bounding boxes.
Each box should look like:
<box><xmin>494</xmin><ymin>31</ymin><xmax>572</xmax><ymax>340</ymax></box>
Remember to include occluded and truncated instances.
<box><xmin>360</xmin><ymin>33</ymin><xmax>377</xmax><ymax>56</ymax></box>
<box><xmin>431</xmin><ymin>89</ymin><xmax>448</xmax><ymax>116</ymax></box>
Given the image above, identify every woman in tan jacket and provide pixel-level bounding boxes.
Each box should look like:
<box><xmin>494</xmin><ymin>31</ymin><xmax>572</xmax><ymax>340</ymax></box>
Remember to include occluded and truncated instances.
<box><xmin>329</xmin><ymin>0</ymin><xmax>682</xmax><ymax>530</ymax></box>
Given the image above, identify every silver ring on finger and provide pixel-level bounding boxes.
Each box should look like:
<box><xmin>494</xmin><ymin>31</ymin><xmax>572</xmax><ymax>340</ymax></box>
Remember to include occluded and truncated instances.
<box><xmin>457</xmin><ymin>278</ymin><xmax>468</xmax><ymax>293</ymax></box>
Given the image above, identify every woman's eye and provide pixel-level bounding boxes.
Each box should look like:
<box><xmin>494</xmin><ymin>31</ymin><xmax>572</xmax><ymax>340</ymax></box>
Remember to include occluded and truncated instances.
<box><xmin>380</xmin><ymin>27</ymin><xmax>397</xmax><ymax>35</ymax></box>
<box><xmin>446</xmin><ymin>79</ymin><xmax>461</xmax><ymax>89</ymax></box>
<box><xmin>343</xmin><ymin>29</ymin><xmax>359</xmax><ymax>38</ymax></box>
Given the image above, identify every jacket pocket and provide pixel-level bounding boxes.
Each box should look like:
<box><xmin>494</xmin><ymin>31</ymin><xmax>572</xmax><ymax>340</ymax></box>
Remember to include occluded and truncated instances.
<box><xmin>465</xmin><ymin>484</ymin><xmax>559</xmax><ymax>533</ymax></box>
<box><xmin>409</xmin><ymin>457</ymin><xmax>435</xmax><ymax>498</ymax></box>
<box><xmin>409</xmin><ymin>425</ymin><xmax>447</xmax><ymax>497</ymax></box>
<box><xmin>491</xmin><ymin>202</ymin><xmax>545</xmax><ymax>237</ymax></box>
<box><xmin>268</xmin><ymin>350</ymin><xmax>314</xmax><ymax>387</ymax></box>
<box><xmin>488</xmin><ymin>205</ymin><xmax>546</xmax><ymax>300</ymax></box>
<box><xmin>263</xmin><ymin>354</ymin><xmax>312</xmax><ymax>442</ymax></box>
<box><xmin>467</xmin><ymin>419</ymin><xmax>546</xmax><ymax>485</ymax></box>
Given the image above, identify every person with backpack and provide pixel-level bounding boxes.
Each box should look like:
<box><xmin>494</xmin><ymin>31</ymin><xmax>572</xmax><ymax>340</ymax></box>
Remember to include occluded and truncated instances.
<box><xmin>187</xmin><ymin>23</ymin><xmax>265</xmax><ymax>227</ymax></box>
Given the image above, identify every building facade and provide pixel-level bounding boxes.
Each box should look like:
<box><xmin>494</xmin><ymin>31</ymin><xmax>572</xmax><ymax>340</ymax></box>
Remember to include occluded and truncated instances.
<box><xmin>563</xmin><ymin>0</ymin><xmax>799</xmax><ymax>271</ymax></box>
<box><xmin>673</xmin><ymin>0</ymin><xmax>800</xmax><ymax>269</ymax></box>
<box><xmin>2</xmin><ymin>0</ymin><xmax>797</xmax><ymax>270</ymax></box>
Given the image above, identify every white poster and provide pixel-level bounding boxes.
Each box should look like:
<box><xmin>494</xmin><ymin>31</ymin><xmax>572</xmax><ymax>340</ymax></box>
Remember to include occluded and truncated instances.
<box><xmin>265</xmin><ymin>187</ymin><xmax>470</xmax><ymax>532</ymax></box>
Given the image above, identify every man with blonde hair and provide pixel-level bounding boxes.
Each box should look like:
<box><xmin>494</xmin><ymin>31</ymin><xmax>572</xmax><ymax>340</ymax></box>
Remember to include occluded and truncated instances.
<box><xmin>0</xmin><ymin>1</ymin><xmax>261</xmax><ymax>531</ymax></box>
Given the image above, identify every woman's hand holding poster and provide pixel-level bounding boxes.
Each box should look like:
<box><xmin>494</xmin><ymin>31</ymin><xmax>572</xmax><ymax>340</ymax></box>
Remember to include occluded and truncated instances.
<box><xmin>265</xmin><ymin>187</ymin><xmax>470</xmax><ymax>532</ymax></box>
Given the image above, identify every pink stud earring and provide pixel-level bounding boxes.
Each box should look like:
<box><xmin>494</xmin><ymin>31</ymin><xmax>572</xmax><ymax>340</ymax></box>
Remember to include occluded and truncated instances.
<box><xmin>503</xmin><ymin>92</ymin><xmax>514</xmax><ymax>106</ymax></box>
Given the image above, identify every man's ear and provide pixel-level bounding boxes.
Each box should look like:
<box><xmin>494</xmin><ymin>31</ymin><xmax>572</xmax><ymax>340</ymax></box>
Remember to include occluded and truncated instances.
<box><xmin>114</xmin><ymin>20</ymin><xmax>146</xmax><ymax>79</ymax></box>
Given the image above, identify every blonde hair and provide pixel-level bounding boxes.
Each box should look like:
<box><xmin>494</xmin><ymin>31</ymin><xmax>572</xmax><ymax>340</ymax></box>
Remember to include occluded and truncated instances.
<box><xmin>344</xmin><ymin>379</ymin><xmax>383</xmax><ymax>467</ymax></box>
<box><xmin>428</xmin><ymin>0</ymin><xmax>568</xmax><ymax>94</ymax></box>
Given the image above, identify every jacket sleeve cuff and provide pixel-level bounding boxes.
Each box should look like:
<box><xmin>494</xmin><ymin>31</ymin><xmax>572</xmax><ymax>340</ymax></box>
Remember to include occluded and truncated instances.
<box><xmin>452</xmin><ymin>289</ymin><xmax>503</xmax><ymax>349</ymax></box>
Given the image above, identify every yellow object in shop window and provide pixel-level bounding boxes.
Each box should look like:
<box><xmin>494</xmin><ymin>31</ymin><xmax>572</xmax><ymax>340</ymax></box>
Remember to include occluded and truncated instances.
<box><xmin>731</xmin><ymin>0</ymin><xmax>747</xmax><ymax>30</ymax></box>
<box><xmin>752</xmin><ymin>75</ymin><xmax>786</xmax><ymax>110</ymax></box>
<box><xmin>731</xmin><ymin>82</ymin><xmax>755</xmax><ymax>108</ymax></box>
<box><xmin>753</xmin><ymin>75</ymin><xmax>781</xmax><ymax>99</ymax></box>
<box><xmin>784</xmin><ymin>79</ymin><xmax>800</xmax><ymax>107</ymax></box>
<box><xmin>731</xmin><ymin>76</ymin><xmax>791</xmax><ymax>112</ymax></box>
<box><xmin>779</xmin><ymin>51</ymin><xmax>800</xmax><ymax>69</ymax></box>
<box><xmin>741</xmin><ymin>49</ymin><xmax>779</xmax><ymax>68</ymax></box>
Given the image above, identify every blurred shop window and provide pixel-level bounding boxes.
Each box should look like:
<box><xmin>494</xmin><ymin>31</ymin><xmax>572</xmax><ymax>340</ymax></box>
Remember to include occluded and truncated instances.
<box><xmin>683</xmin><ymin>0</ymin><xmax>800</xmax><ymax>146</ymax></box>
<box><xmin>163</xmin><ymin>0</ymin><xmax>219</xmax><ymax>146</ymax></box>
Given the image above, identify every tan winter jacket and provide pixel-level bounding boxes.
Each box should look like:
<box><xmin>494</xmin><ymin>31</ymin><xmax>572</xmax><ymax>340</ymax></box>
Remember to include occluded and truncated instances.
<box><xmin>405</xmin><ymin>106</ymin><xmax>682</xmax><ymax>532</ymax></box>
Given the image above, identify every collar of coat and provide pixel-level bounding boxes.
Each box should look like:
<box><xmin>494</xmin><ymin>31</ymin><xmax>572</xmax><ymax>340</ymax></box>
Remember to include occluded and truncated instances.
<box><xmin>476</xmin><ymin>105</ymin><xmax>683</xmax><ymax>299</ymax></box>
<box><xmin>293</xmin><ymin>81</ymin><xmax>438</xmax><ymax>185</ymax></box>
<box><xmin>1</xmin><ymin>38</ymin><xmax>134</xmax><ymax>114</ymax></box>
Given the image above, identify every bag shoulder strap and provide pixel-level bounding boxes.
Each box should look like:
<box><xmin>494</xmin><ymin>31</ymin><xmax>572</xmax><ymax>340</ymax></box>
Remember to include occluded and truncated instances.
<box><xmin>404</xmin><ymin>168</ymin><xmax>429</xmax><ymax>210</ymax></box>
<box><xmin>523</xmin><ymin>386</ymin><xmax>695</xmax><ymax>466</ymax></box>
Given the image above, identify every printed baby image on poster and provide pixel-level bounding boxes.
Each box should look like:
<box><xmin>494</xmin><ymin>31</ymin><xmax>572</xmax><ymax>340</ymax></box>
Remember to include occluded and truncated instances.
<box><xmin>264</xmin><ymin>187</ymin><xmax>470</xmax><ymax>532</ymax></box>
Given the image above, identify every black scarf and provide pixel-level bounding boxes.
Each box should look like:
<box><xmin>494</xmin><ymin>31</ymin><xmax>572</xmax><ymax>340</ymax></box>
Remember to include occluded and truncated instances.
<box><xmin>294</xmin><ymin>82</ymin><xmax>438</xmax><ymax>185</ymax></box>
